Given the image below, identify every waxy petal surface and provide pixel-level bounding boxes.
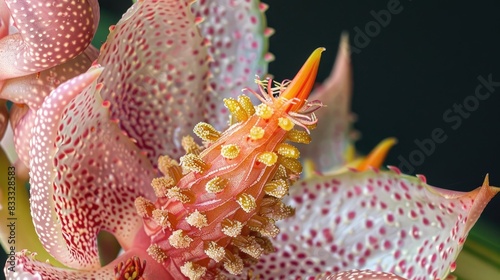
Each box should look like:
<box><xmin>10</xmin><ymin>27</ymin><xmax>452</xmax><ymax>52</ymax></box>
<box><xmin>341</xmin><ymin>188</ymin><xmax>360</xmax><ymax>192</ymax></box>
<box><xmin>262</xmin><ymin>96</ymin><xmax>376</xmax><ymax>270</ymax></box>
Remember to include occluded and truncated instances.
<box><xmin>96</xmin><ymin>0</ymin><xmax>210</xmax><ymax>163</ymax></box>
<box><xmin>0</xmin><ymin>0</ymin><xmax>99</xmax><ymax>79</ymax></box>
<box><xmin>250</xmin><ymin>170</ymin><xmax>498</xmax><ymax>279</ymax></box>
<box><xmin>301</xmin><ymin>35</ymin><xmax>354</xmax><ymax>172</ymax></box>
<box><xmin>190</xmin><ymin>0</ymin><xmax>271</xmax><ymax>130</ymax></box>
<box><xmin>30</xmin><ymin>68</ymin><xmax>156</xmax><ymax>269</ymax></box>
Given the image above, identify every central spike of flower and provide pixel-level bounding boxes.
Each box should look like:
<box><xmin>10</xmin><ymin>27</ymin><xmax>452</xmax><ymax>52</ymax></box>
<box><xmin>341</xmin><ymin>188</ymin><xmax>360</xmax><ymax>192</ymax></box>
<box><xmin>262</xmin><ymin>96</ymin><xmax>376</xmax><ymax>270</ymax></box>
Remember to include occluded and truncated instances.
<box><xmin>135</xmin><ymin>49</ymin><xmax>324</xmax><ymax>279</ymax></box>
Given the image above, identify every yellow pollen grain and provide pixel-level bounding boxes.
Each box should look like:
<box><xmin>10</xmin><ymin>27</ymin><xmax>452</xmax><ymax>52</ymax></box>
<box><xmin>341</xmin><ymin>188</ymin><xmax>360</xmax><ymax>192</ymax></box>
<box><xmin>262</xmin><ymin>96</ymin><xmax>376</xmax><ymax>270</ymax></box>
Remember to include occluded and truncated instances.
<box><xmin>193</xmin><ymin>122</ymin><xmax>221</xmax><ymax>142</ymax></box>
<box><xmin>233</xmin><ymin>236</ymin><xmax>264</xmax><ymax>259</ymax></box>
<box><xmin>221</xmin><ymin>144</ymin><xmax>240</xmax><ymax>160</ymax></box>
<box><xmin>205</xmin><ymin>176</ymin><xmax>228</xmax><ymax>193</ymax></box>
<box><xmin>221</xmin><ymin>219</ymin><xmax>243</xmax><ymax>237</ymax></box>
<box><xmin>255</xmin><ymin>103</ymin><xmax>274</xmax><ymax>119</ymax></box>
<box><xmin>152</xmin><ymin>209</ymin><xmax>172</xmax><ymax>229</ymax></box>
<box><xmin>276</xmin><ymin>143</ymin><xmax>300</xmax><ymax>159</ymax></box>
<box><xmin>278</xmin><ymin>117</ymin><xmax>294</xmax><ymax>131</ymax></box>
<box><xmin>180</xmin><ymin>261</ymin><xmax>207</xmax><ymax>280</ymax></box>
<box><xmin>249</xmin><ymin>126</ymin><xmax>265</xmax><ymax>140</ymax></box>
<box><xmin>182</xmin><ymin>135</ymin><xmax>201</xmax><ymax>155</ymax></box>
<box><xmin>260</xmin><ymin>197</ymin><xmax>295</xmax><ymax>220</ymax></box>
<box><xmin>223</xmin><ymin>253</ymin><xmax>244</xmax><ymax>275</ymax></box>
<box><xmin>186</xmin><ymin>210</ymin><xmax>208</xmax><ymax>229</ymax></box>
<box><xmin>257</xmin><ymin>152</ymin><xmax>278</xmax><ymax>166</ymax></box>
<box><xmin>224</xmin><ymin>98</ymin><xmax>248</xmax><ymax>122</ymax></box>
<box><xmin>180</xmin><ymin>154</ymin><xmax>209</xmax><ymax>174</ymax></box>
<box><xmin>264</xmin><ymin>179</ymin><xmax>289</xmax><ymax>199</ymax></box>
<box><xmin>286</xmin><ymin>129</ymin><xmax>311</xmax><ymax>144</ymax></box>
<box><xmin>134</xmin><ymin>197</ymin><xmax>155</xmax><ymax>217</ymax></box>
<box><xmin>157</xmin><ymin>155</ymin><xmax>181</xmax><ymax>176</ymax></box>
<box><xmin>168</xmin><ymin>230</ymin><xmax>193</xmax><ymax>249</ymax></box>
<box><xmin>237</xmin><ymin>94</ymin><xmax>255</xmax><ymax>116</ymax></box>
<box><xmin>273</xmin><ymin>164</ymin><xmax>288</xmax><ymax>180</ymax></box>
<box><xmin>236</xmin><ymin>193</ymin><xmax>257</xmax><ymax>213</ymax></box>
<box><xmin>279</xmin><ymin>157</ymin><xmax>303</xmax><ymax>174</ymax></box>
<box><xmin>147</xmin><ymin>244</ymin><xmax>168</xmax><ymax>263</ymax></box>
<box><xmin>248</xmin><ymin>215</ymin><xmax>280</xmax><ymax>238</ymax></box>
<box><xmin>204</xmin><ymin>241</ymin><xmax>226</xmax><ymax>262</ymax></box>
<box><xmin>151</xmin><ymin>176</ymin><xmax>175</xmax><ymax>197</ymax></box>
<box><xmin>166</xmin><ymin>186</ymin><xmax>192</xmax><ymax>203</ymax></box>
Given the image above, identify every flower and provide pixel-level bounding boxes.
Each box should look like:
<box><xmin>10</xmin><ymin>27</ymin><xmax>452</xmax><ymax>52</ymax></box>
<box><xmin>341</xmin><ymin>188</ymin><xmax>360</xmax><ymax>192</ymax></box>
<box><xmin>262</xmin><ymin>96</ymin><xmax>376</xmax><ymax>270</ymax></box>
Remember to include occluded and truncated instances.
<box><xmin>1</xmin><ymin>0</ymin><xmax>498</xmax><ymax>279</ymax></box>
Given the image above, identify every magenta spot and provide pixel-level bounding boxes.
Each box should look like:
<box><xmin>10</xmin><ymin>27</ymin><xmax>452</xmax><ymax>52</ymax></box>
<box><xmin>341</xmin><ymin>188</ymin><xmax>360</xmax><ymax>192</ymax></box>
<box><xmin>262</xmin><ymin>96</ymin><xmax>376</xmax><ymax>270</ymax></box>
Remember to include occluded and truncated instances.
<box><xmin>365</xmin><ymin>220</ymin><xmax>374</xmax><ymax>228</ymax></box>
<box><xmin>347</xmin><ymin>211</ymin><xmax>356</xmax><ymax>220</ymax></box>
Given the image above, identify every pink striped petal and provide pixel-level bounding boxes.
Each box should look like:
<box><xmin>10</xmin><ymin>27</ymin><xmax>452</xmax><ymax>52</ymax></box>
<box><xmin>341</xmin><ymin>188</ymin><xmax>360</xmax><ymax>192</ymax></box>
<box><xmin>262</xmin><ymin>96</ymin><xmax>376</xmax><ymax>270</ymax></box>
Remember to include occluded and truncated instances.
<box><xmin>0</xmin><ymin>0</ymin><xmax>99</xmax><ymax>79</ymax></box>
<box><xmin>301</xmin><ymin>34</ymin><xmax>354</xmax><ymax>172</ymax></box>
<box><xmin>318</xmin><ymin>269</ymin><xmax>406</xmax><ymax>280</ymax></box>
<box><xmin>96</xmin><ymin>0</ymin><xmax>211</xmax><ymax>163</ymax></box>
<box><xmin>190</xmin><ymin>0</ymin><xmax>271</xmax><ymax>130</ymax></box>
<box><xmin>249</xmin><ymin>170</ymin><xmax>498</xmax><ymax>279</ymax></box>
<box><xmin>30</xmin><ymin>67</ymin><xmax>156</xmax><ymax>269</ymax></box>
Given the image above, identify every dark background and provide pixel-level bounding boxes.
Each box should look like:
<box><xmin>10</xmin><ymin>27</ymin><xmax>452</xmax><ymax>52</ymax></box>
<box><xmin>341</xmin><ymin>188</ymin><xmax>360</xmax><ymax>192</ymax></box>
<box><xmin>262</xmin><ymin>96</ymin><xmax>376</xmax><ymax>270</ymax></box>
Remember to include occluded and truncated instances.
<box><xmin>101</xmin><ymin>0</ymin><xmax>500</xmax><ymax>223</ymax></box>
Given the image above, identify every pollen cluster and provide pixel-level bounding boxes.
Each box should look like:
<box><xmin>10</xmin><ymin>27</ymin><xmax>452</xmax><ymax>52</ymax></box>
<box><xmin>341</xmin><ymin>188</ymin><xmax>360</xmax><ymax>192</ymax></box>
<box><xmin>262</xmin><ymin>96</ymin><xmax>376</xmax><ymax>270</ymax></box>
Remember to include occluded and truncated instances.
<box><xmin>134</xmin><ymin>48</ymin><xmax>323</xmax><ymax>279</ymax></box>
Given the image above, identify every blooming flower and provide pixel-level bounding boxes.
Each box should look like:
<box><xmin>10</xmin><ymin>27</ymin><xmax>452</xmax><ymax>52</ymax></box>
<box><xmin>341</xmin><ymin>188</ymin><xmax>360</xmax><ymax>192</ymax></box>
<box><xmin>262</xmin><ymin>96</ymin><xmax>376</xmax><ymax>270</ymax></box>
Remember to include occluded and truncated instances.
<box><xmin>0</xmin><ymin>0</ymin><xmax>498</xmax><ymax>279</ymax></box>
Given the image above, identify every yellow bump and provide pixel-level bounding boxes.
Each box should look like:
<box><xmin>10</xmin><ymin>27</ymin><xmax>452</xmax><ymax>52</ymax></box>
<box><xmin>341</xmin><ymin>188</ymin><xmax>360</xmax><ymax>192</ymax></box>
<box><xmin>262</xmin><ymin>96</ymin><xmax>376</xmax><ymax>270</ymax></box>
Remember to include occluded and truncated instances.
<box><xmin>168</xmin><ymin>230</ymin><xmax>193</xmax><ymax>249</ymax></box>
<box><xmin>186</xmin><ymin>210</ymin><xmax>208</xmax><ymax>229</ymax></box>
<box><xmin>205</xmin><ymin>176</ymin><xmax>228</xmax><ymax>193</ymax></box>
<box><xmin>221</xmin><ymin>219</ymin><xmax>243</xmax><ymax>237</ymax></box>
<box><xmin>182</xmin><ymin>135</ymin><xmax>201</xmax><ymax>155</ymax></box>
<box><xmin>236</xmin><ymin>193</ymin><xmax>257</xmax><ymax>213</ymax></box>
<box><xmin>276</xmin><ymin>143</ymin><xmax>300</xmax><ymax>159</ymax></box>
<box><xmin>264</xmin><ymin>179</ymin><xmax>289</xmax><ymax>199</ymax></box>
<box><xmin>152</xmin><ymin>209</ymin><xmax>172</xmax><ymax>229</ymax></box>
<box><xmin>134</xmin><ymin>197</ymin><xmax>155</xmax><ymax>217</ymax></box>
<box><xmin>255</xmin><ymin>103</ymin><xmax>274</xmax><ymax>119</ymax></box>
<box><xmin>356</xmin><ymin>137</ymin><xmax>397</xmax><ymax>171</ymax></box>
<box><xmin>204</xmin><ymin>241</ymin><xmax>225</xmax><ymax>262</ymax></box>
<box><xmin>157</xmin><ymin>155</ymin><xmax>182</xmax><ymax>180</ymax></box>
<box><xmin>257</xmin><ymin>152</ymin><xmax>278</xmax><ymax>166</ymax></box>
<box><xmin>221</xmin><ymin>144</ymin><xmax>240</xmax><ymax>160</ymax></box>
<box><xmin>238</xmin><ymin>94</ymin><xmax>255</xmax><ymax>116</ymax></box>
<box><xmin>247</xmin><ymin>215</ymin><xmax>280</xmax><ymax>238</ymax></box>
<box><xmin>249</xmin><ymin>126</ymin><xmax>265</xmax><ymax>140</ymax></box>
<box><xmin>279</xmin><ymin>157</ymin><xmax>303</xmax><ymax>174</ymax></box>
<box><xmin>180</xmin><ymin>262</ymin><xmax>207</xmax><ymax>280</ymax></box>
<box><xmin>223</xmin><ymin>253</ymin><xmax>244</xmax><ymax>275</ymax></box>
<box><xmin>193</xmin><ymin>122</ymin><xmax>221</xmax><ymax>142</ymax></box>
<box><xmin>147</xmin><ymin>244</ymin><xmax>168</xmax><ymax>263</ymax></box>
<box><xmin>260</xmin><ymin>197</ymin><xmax>295</xmax><ymax>220</ymax></box>
<box><xmin>224</xmin><ymin>98</ymin><xmax>248</xmax><ymax>122</ymax></box>
<box><xmin>180</xmin><ymin>154</ymin><xmax>210</xmax><ymax>173</ymax></box>
<box><xmin>233</xmin><ymin>236</ymin><xmax>264</xmax><ymax>259</ymax></box>
<box><xmin>151</xmin><ymin>177</ymin><xmax>175</xmax><ymax>197</ymax></box>
<box><xmin>286</xmin><ymin>129</ymin><xmax>311</xmax><ymax>144</ymax></box>
<box><xmin>273</xmin><ymin>164</ymin><xmax>288</xmax><ymax>180</ymax></box>
<box><xmin>166</xmin><ymin>186</ymin><xmax>192</xmax><ymax>203</ymax></box>
<box><xmin>278</xmin><ymin>117</ymin><xmax>294</xmax><ymax>131</ymax></box>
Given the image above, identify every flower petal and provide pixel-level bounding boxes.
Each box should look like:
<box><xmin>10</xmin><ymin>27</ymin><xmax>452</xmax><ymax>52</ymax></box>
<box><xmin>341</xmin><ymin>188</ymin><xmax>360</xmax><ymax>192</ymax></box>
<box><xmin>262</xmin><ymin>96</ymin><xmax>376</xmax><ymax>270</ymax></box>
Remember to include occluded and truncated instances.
<box><xmin>4</xmin><ymin>248</ymin><xmax>171</xmax><ymax>280</ymax></box>
<box><xmin>318</xmin><ymin>269</ymin><xmax>406</xmax><ymax>280</ymax></box>
<box><xmin>251</xmin><ymin>169</ymin><xmax>498</xmax><ymax>279</ymax></box>
<box><xmin>30</xmin><ymin>67</ymin><xmax>156</xmax><ymax>269</ymax></box>
<box><xmin>301</xmin><ymin>34</ymin><xmax>354</xmax><ymax>172</ymax></box>
<box><xmin>96</xmin><ymin>0</ymin><xmax>210</xmax><ymax>163</ymax></box>
<box><xmin>190</xmin><ymin>0</ymin><xmax>272</xmax><ymax>130</ymax></box>
<box><xmin>0</xmin><ymin>0</ymin><xmax>99</xmax><ymax>79</ymax></box>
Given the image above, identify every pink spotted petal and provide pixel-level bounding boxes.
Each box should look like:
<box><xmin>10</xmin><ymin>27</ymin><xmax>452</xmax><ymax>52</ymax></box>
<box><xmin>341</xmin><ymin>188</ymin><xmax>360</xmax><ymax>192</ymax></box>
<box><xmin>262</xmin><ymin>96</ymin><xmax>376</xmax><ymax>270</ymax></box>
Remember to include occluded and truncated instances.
<box><xmin>96</xmin><ymin>0</ymin><xmax>210</xmax><ymax>163</ymax></box>
<box><xmin>251</xmin><ymin>170</ymin><xmax>498</xmax><ymax>279</ymax></box>
<box><xmin>190</xmin><ymin>0</ymin><xmax>271</xmax><ymax>130</ymax></box>
<box><xmin>4</xmin><ymin>247</ymin><xmax>171</xmax><ymax>280</ymax></box>
<box><xmin>318</xmin><ymin>269</ymin><xmax>406</xmax><ymax>280</ymax></box>
<box><xmin>301</xmin><ymin>34</ymin><xmax>354</xmax><ymax>172</ymax></box>
<box><xmin>0</xmin><ymin>100</ymin><xmax>7</xmax><ymax>139</ymax></box>
<box><xmin>0</xmin><ymin>0</ymin><xmax>99</xmax><ymax>79</ymax></box>
<box><xmin>30</xmin><ymin>67</ymin><xmax>156</xmax><ymax>269</ymax></box>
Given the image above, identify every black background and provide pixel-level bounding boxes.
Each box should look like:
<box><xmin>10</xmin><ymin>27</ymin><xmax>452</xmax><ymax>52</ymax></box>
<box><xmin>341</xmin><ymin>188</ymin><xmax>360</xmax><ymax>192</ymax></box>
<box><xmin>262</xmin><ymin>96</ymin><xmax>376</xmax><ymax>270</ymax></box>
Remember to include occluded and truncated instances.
<box><xmin>102</xmin><ymin>0</ymin><xmax>500</xmax><ymax>223</ymax></box>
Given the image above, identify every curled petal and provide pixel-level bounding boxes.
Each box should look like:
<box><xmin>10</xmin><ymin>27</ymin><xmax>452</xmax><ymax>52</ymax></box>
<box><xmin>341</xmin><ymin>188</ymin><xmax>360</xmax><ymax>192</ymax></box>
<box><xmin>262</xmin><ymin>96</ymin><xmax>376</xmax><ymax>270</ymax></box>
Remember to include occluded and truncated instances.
<box><xmin>97</xmin><ymin>0</ymin><xmax>210</xmax><ymax>163</ymax></box>
<box><xmin>30</xmin><ymin>67</ymin><xmax>156</xmax><ymax>269</ymax></box>
<box><xmin>301</xmin><ymin>33</ymin><xmax>354</xmax><ymax>172</ymax></box>
<box><xmin>251</xmin><ymin>170</ymin><xmax>498</xmax><ymax>279</ymax></box>
<box><xmin>0</xmin><ymin>0</ymin><xmax>99</xmax><ymax>79</ymax></box>
<box><xmin>190</xmin><ymin>0</ymin><xmax>271</xmax><ymax>130</ymax></box>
